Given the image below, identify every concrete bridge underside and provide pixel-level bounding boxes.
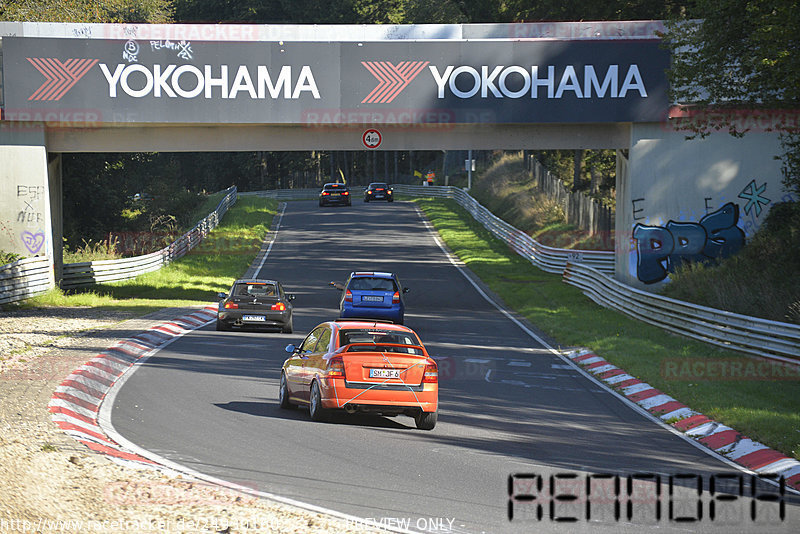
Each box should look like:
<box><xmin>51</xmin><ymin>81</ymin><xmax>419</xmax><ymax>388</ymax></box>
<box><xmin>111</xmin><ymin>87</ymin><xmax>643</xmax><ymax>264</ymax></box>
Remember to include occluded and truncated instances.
<box><xmin>24</xmin><ymin>122</ymin><xmax>631</xmax><ymax>152</ymax></box>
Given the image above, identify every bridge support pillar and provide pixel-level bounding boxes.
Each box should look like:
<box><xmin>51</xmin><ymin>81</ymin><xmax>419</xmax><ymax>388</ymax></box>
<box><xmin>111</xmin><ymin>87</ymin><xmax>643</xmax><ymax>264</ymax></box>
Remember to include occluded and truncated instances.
<box><xmin>616</xmin><ymin>122</ymin><xmax>789</xmax><ymax>290</ymax></box>
<box><xmin>0</xmin><ymin>125</ymin><xmax>56</xmax><ymax>290</ymax></box>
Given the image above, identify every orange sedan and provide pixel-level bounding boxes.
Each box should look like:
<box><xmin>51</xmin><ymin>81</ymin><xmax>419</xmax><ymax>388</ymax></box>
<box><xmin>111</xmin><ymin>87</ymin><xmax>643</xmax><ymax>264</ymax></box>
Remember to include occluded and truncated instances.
<box><xmin>279</xmin><ymin>320</ymin><xmax>438</xmax><ymax>430</ymax></box>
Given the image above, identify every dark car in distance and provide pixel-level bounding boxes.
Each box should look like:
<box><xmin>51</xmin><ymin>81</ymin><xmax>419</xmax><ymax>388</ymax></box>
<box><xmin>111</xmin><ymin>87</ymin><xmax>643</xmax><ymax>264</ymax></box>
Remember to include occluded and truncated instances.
<box><xmin>364</xmin><ymin>182</ymin><xmax>393</xmax><ymax>202</ymax></box>
<box><xmin>217</xmin><ymin>279</ymin><xmax>295</xmax><ymax>333</ymax></box>
<box><xmin>319</xmin><ymin>182</ymin><xmax>351</xmax><ymax>206</ymax></box>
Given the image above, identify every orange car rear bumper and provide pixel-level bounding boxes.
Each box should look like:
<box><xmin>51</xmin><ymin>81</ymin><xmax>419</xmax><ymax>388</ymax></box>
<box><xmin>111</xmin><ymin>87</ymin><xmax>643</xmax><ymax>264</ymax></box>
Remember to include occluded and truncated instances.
<box><xmin>321</xmin><ymin>377</ymin><xmax>438</xmax><ymax>412</ymax></box>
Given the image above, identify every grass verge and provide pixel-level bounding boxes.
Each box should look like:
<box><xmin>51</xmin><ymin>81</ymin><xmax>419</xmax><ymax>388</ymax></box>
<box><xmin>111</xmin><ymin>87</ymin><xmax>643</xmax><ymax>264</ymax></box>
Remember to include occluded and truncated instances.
<box><xmin>414</xmin><ymin>197</ymin><xmax>800</xmax><ymax>460</ymax></box>
<box><xmin>21</xmin><ymin>196</ymin><xmax>278</xmax><ymax>316</ymax></box>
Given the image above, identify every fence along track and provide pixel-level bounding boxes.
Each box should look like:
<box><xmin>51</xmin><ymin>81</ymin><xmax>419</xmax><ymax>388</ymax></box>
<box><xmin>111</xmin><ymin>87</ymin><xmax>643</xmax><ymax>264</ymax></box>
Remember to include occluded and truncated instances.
<box><xmin>395</xmin><ymin>185</ymin><xmax>798</xmax><ymax>363</ymax></box>
<box><xmin>392</xmin><ymin>184</ymin><xmax>615</xmax><ymax>274</ymax></box>
<box><xmin>0</xmin><ymin>256</ymin><xmax>54</xmax><ymax>305</ymax></box>
<box><xmin>0</xmin><ymin>187</ymin><xmax>237</xmax><ymax>304</ymax></box>
<box><xmin>563</xmin><ymin>262</ymin><xmax>800</xmax><ymax>363</ymax></box>
<box><xmin>5</xmin><ymin>186</ymin><xmax>796</xmax><ymax>364</ymax></box>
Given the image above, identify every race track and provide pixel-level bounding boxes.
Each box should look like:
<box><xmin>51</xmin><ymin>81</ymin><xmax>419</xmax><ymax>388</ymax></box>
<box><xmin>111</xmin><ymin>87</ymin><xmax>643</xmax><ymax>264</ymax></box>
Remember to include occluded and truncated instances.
<box><xmin>108</xmin><ymin>200</ymin><xmax>798</xmax><ymax>533</ymax></box>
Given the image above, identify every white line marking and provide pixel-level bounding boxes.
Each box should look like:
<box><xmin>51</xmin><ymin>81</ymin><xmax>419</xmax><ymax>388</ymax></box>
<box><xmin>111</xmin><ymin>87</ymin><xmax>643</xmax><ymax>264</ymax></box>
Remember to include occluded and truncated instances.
<box><xmin>414</xmin><ymin>204</ymin><xmax>784</xmax><ymax>489</ymax></box>
<box><xmin>253</xmin><ymin>202</ymin><xmax>286</xmax><ymax>276</ymax></box>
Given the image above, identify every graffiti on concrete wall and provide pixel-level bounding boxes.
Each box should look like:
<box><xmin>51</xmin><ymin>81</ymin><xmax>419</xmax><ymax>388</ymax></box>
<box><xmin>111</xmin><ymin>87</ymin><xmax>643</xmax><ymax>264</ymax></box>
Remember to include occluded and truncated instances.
<box><xmin>15</xmin><ymin>184</ymin><xmax>47</xmax><ymax>256</ymax></box>
<box><xmin>21</xmin><ymin>230</ymin><xmax>45</xmax><ymax>254</ymax></box>
<box><xmin>632</xmin><ymin>202</ymin><xmax>746</xmax><ymax>284</ymax></box>
<box><xmin>629</xmin><ymin>176</ymin><xmax>800</xmax><ymax>284</ymax></box>
<box><xmin>630</xmin><ymin>177</ymin><xmax>800</xmax><ymax>284</ymax></box>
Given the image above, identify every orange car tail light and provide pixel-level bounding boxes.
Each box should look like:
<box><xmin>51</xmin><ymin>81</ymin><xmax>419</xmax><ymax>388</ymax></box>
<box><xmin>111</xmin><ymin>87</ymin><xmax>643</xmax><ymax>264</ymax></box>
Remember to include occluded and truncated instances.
<box><xmin>422</xmin><ymin>360</ymin><xmax>438</xmax><ymax>383</ymax></box>
<box><xmin>345</xmin><ymin>290</ymin><xmax>353</xmax><ymax>302</ymax></box>
<box><xmin>328</xmin><ymin>356</ymin><xmax>345</xmax><ymax>378</ymax></box>
<box><xmin>271</xmin><ymin>302</ymin><xmax>286</xmax><ymax>311</ymax></box>
<box><xmin>223</xmin><ymin>301</ymin><xmax>238</xmax><ymax>309</ymax></box>
<box><xmin>392</xmin><ymin>291</ymin><xmax>400</xmax><ymax>304</ymax></box>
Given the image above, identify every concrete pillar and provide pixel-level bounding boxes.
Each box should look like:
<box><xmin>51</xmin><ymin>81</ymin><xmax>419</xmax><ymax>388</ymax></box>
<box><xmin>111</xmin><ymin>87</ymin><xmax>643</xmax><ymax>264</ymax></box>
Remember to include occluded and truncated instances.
<box><xmin>0</xmin><ymin>141</ymin><xmax>51</xmax><ymax>258</ymax></box>
<box><xmin>618</xmin><ymin>122</ymin><xmax>791</xmax><ymax>290</ymax></box>
<box><xmin>47</xmin><ymin>153</ymin><xmax>63</xmax><ymax>284</ymax></box>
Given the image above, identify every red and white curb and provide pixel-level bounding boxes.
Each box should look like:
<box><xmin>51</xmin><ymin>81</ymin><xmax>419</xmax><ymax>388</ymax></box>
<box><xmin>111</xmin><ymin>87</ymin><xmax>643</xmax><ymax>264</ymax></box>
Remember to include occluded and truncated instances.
<box><xmin>48</xmin><ymin>306</ymin><xmax>217</xmax><ymax>468</ymax></box>
<box><xmin>567</xmin><ymin>349</ymin><xmax>800</xmax><ymax>493</ymax></box>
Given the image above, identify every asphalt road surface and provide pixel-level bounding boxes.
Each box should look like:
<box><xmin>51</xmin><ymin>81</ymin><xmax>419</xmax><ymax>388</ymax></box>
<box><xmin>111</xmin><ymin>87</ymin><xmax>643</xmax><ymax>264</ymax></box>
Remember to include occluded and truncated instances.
<box><xmin>109</xmin><ymin>200</ymin><xmax>798</xmax><ymax>533</ymax></box>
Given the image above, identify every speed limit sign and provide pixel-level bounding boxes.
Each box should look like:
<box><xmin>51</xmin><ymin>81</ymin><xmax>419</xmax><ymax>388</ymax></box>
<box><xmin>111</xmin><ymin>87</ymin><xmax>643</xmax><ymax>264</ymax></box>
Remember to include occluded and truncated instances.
<box><xmin>362</xmin><ymin>129</ymin><xmax>382</xmax><ymax>149</ymax></box>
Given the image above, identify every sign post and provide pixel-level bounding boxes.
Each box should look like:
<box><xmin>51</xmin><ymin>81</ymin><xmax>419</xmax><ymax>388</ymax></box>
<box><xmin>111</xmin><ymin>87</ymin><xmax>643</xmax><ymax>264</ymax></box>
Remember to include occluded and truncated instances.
<box><xmin>362</xmin><ymin>129</ymin><xmax>382</xmax><ymax>149</ymax></box>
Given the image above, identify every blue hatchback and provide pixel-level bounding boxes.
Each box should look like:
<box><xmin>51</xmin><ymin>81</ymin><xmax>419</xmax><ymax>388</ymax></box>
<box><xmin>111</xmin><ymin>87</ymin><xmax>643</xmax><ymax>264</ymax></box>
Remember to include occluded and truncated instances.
<box><xmin>330</xmin><ymin>271</ymin><xmax>409</xmax><ymax>324</ymax></box>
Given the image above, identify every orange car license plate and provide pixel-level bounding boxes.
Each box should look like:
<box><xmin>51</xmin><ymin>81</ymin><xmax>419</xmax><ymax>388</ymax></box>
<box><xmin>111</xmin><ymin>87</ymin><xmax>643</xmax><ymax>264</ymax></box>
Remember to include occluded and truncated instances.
<box><xmin>369</xmin><ymin>368</ymin><xmax>400</xmax><ymax>379</ymax></box>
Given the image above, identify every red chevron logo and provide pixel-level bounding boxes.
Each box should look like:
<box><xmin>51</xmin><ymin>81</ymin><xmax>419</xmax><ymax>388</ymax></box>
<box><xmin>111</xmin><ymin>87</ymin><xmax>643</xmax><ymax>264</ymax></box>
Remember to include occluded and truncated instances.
<box><xmin>27</xmin><ymin>58</ymin><xmax>99</xmax><ymax>101</ymax></box>
<box><xmin>361</xmin><ymin>60</ymin><xmax>430</xmax><ymax>104</ymax></box>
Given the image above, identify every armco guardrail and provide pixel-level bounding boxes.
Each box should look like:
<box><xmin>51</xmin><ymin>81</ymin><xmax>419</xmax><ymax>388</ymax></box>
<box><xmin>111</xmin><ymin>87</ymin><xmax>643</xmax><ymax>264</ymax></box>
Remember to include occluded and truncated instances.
<box><xmin>239</xmin><ymin>187</ymin><xmax>366</xmax><ymax>201</ymax></box>
<box><xmin>563</xmin><ymin>262</ymin><xmax>800</xmax><ymax>363</ymax></box>
<box><xmin>1</xmin><ymin>187</ymin><xmax>237</xmax><ymax>303</ymax></box>
<box><xmin>239</xmin><ymin>189</ymin><xmax>319</xmax><ymax>200</ymax></box>
<box><xmin>393</xmin><ymin>184</ymin><xmax>615</xmax><ymax>275</ymax></box>
<box><xmin>60</xmin><ymin>186</ymin><xmax>237</xmax><ymax>289</ymax></box>
<box><xmin>0</xmin><ymin>256</ymin><xmax>54</xmax><ymax>305</ymax></box>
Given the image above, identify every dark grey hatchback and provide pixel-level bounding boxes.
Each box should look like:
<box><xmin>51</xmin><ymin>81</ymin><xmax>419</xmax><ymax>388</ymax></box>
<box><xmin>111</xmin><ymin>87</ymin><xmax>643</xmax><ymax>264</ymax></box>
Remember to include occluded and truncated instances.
<box><xmin>216</xmin><ymin>279</ymin><xmax>295</xmax><ymax>333</ymax></box>
<box><xmin>319</xmin><ymin>182</ymin><xmax>351</xmax><ymax>206</ymax></box>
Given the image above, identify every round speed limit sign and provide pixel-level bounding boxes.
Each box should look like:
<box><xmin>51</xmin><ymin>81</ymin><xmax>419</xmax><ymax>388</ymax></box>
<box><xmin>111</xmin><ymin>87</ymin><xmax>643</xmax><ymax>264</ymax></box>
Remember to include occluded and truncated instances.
<box><xmin>362</xmin><ymin>129</ymin><xmax>382</xmax><ymax>149</ymax></box>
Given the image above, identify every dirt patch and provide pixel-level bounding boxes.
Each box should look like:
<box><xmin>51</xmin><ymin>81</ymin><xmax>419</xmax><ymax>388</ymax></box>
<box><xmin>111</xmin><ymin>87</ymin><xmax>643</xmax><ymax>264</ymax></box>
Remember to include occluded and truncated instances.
<box><xmin>0</xmin><ymin>306</ymin><xmax>375</xmax><ymax>533</ymax></box>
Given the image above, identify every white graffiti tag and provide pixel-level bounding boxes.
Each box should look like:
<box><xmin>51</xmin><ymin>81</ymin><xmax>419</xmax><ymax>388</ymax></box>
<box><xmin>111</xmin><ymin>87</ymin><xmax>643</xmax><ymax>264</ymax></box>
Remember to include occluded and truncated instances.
<box><xmin>150</xmin><ymin>40</ymin><xmax>194</xmax><ymax>61</ymax></box>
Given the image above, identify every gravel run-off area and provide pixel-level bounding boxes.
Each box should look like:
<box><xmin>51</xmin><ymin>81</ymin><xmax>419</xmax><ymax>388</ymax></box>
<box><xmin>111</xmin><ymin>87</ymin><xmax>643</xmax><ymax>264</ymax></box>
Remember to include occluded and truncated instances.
<box><xmin>0</xmin><ymin>306</ymin><xmax>377</xmax><ymax>533</ymax></box>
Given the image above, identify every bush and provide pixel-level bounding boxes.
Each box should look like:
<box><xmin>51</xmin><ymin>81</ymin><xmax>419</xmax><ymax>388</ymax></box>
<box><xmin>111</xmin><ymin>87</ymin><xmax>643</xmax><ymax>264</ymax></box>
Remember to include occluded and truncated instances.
<box><xmin>1</xmin><ymin>251</ymin><xmax>23</xmax><ymax>266</ymax></box>
<box><xmin>662</xmin><ymin>201</ymin><xmax>800</xmax><ymax>324</ymax></box>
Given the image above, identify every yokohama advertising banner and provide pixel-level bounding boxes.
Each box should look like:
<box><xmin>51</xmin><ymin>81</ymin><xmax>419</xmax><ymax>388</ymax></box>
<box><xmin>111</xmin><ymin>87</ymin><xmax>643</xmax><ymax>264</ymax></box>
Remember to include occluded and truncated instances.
<box><xmin>1</xmin><ymin>37</ymin><xmax>669</xmax><ymax>124</ymax></box>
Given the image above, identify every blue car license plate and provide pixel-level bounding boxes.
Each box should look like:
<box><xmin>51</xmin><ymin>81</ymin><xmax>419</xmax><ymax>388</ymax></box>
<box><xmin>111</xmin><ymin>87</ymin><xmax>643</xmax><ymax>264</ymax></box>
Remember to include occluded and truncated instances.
<box><xmin>362</xmin><ymin>296</ymin><xmax>383</xmax><ymax>302</ymax></box>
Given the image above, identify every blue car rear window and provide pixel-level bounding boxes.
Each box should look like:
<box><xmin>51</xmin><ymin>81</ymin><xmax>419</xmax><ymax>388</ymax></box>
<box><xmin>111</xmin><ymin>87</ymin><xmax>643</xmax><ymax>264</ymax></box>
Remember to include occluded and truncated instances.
<box><xmin>348</xmin><ymin>277</ymin><xmax>397</xmax><ymax>292</ymax></box>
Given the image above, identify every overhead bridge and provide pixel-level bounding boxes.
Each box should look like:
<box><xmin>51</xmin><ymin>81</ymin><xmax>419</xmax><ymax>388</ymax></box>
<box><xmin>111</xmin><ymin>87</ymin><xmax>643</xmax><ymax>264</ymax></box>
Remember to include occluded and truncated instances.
<box><xmin>0</xmin><ymin>21</ymin><xmax>790</xmax><ymax>288</ymax></box>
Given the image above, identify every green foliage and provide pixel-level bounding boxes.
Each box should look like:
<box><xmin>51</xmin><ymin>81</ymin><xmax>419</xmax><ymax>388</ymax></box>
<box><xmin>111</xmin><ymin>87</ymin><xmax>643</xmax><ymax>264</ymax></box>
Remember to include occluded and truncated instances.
<box><xmin>469</xmin><ymin>151</ymin><xmax>615</xmax><ymax>250</ymax></box>
<box><xmin>661</xmin><ymin>201</ymin><xmax>800</xmax><ymax>324</ymax></box>
<box><xmin>504</xmin><ymin>0</ymin><xmax>685</xmax><ymax>22</ymax></box>
<box><xmin>415</xmin><ymin>196</ymin><xmax>800</xmax><ymax>460</ymax></box>
<box><xmin>62</xmin><ymin>238</ymin><xmax>122</xmax><ymax>263</ymax></box>
<box><xmin>0</xmin><ymin>250</ymin><xmax>23</xmax><ymax>265</ymax></box>
<box><xmin>663</xmin><ymin>1</ymin><xmax>800</xmax><ymax>195</ymax></box>
<box><xmin>471</xmin><ymin>152</ymin><xmax>566</xmax><ymax>232</ymax></box>
<box><xmin>0</xmin><ymin>0</ymin><xmax>173</xmax><ymax>22</ymax></box>
<box><xmin>28</xmin><ymin>196</ymin><xmax>277</xmax><ymax>311</ymax></box>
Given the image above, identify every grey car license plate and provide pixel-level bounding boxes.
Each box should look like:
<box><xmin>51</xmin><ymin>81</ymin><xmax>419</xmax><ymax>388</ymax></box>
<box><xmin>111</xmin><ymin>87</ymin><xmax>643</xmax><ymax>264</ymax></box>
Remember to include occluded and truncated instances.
<box><xmin>242</xmin><ymin>315</ymin><xmax>266</xmax><ymax>322</ymax></box>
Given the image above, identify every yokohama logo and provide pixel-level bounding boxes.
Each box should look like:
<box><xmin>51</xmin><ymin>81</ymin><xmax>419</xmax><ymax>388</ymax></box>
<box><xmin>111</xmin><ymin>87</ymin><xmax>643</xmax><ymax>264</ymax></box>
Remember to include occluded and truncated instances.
<box><xmin>27</xmin><ymin>58</ymin><xmax>99</xmax><ymax>101</ymax></box>
<box><xmin>361</xmin><ymin>60</ymin><xmax>429</xmax><ymax>104</ymax></box>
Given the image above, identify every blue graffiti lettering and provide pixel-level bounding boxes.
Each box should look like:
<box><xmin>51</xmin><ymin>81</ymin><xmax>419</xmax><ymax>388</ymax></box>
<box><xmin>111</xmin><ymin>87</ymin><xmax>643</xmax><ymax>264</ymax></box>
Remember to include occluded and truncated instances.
<box><xmin>738</xmin><ymin>180</ymin><xmax>770</xmax><ymax>217</ymax></box>
<box><xmin>632</xmin><ymin>202</ymin><xmax>745</xmax><ymax>284</ymax></box>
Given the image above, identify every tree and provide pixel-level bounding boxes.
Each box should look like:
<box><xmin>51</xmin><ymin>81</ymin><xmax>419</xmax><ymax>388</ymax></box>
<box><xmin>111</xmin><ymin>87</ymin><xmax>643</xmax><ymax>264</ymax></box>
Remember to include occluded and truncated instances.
<box><xmin>663</xmin><ymin>0</ymin><xmax>800</xmax><ymax>195</ymax></box>
<box><xmin>503</xmin><ymin>0</ymin><xmax>685</xmax><ymax>22</ymax></box>
<box><xmin>0</xmin><ymin>0</ymin><xmax>174</xmax><ymax>23</ymax></box>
